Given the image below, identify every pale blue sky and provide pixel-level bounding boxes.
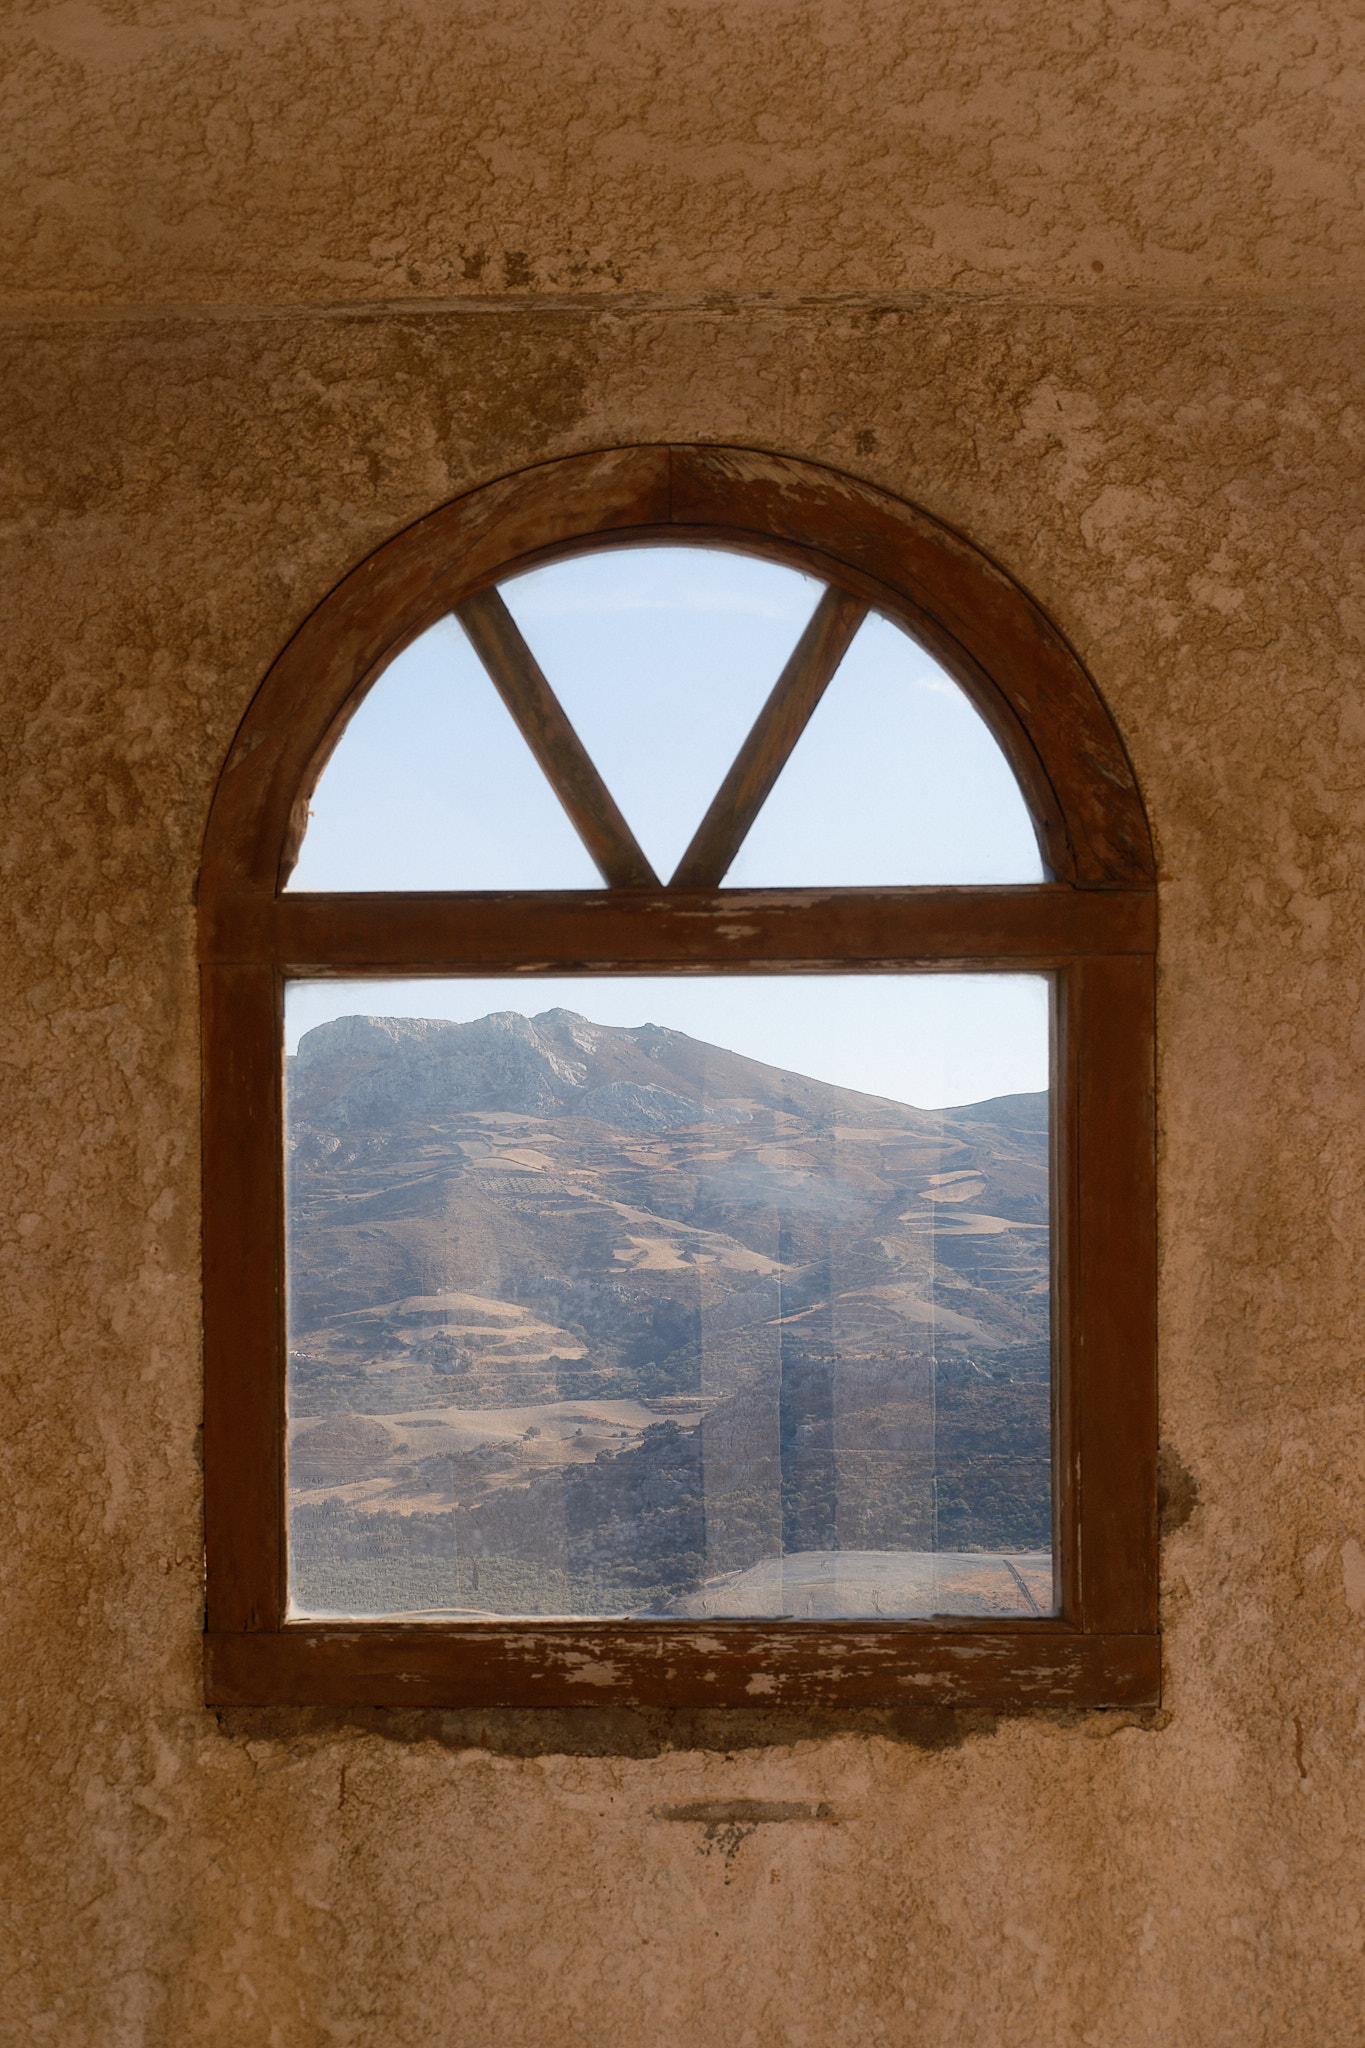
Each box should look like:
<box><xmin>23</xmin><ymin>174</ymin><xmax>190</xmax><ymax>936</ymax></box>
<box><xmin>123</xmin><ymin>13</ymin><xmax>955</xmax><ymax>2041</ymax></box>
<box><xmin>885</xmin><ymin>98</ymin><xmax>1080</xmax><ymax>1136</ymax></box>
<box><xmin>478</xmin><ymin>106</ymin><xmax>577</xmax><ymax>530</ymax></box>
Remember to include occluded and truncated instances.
<box><xmin>285</xmin><ymin>546</ymin><xmax>1049</xmax><ymax>1105</ymax></box>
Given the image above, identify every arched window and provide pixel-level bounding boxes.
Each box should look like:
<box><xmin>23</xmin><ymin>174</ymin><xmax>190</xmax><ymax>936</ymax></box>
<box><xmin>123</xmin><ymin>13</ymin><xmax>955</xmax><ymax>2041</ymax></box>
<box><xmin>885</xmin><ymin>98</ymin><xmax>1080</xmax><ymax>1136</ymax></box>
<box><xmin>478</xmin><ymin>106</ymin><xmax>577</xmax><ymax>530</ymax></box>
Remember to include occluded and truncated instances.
<box><xmin>201</xmin><ymin>446</ymin><xmax>1156</xmax><ymax>1709</ymax></box>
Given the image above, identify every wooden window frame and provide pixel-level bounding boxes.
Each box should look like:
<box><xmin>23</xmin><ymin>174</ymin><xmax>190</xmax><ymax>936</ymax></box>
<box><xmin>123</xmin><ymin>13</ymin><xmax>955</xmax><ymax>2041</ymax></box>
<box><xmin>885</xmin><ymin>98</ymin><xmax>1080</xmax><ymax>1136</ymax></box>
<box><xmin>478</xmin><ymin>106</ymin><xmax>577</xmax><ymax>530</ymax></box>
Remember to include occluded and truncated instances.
<box><xmin>200</xmin><ymin>444</ymin><xmax>1158</xmax><ymax>1711</ymax></box>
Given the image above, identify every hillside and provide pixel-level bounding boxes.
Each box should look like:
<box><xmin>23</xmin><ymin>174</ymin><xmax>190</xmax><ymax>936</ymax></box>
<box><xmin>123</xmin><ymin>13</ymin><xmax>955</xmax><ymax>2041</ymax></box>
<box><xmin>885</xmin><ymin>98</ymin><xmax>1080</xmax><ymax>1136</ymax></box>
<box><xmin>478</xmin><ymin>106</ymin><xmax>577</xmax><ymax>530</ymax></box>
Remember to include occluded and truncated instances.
<box><xmin>285</xmin><ymin>1009</ymin><xmax>1051</xmax><ymax>1617</ymax></box>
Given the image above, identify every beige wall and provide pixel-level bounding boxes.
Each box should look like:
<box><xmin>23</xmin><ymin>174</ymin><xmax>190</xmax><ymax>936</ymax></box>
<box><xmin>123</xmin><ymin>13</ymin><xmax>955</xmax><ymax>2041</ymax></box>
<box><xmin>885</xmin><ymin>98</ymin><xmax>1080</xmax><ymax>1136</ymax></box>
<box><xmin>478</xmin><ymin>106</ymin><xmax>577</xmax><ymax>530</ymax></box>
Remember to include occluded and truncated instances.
<box><xmin>5</xmin><ymin>4</ymin><xmax>1365</xmax><ymax>2041</ymax></box>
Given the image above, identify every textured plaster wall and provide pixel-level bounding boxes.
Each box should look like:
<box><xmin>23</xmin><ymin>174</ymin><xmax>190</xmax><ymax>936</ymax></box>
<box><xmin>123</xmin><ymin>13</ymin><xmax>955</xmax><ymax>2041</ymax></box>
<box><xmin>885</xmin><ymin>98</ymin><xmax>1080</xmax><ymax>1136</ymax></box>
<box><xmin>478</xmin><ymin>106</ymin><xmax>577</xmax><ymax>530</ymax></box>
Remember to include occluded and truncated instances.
<box><xmin>7</xmin><ymin>0</ymin><xmax>1365</xmax><ymax>307</ymax></box>
<box><xmin>5</xmin><ymin>5</ymin><xmax>1365</xmax><ymax>2045</ymax></box>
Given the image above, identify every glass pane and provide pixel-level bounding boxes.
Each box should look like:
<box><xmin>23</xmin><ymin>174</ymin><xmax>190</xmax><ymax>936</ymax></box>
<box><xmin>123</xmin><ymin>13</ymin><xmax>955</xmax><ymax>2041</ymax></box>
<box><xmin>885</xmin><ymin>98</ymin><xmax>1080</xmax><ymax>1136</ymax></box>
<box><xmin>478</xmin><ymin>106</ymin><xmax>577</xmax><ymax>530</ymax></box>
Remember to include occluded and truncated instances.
<box><xmin>726</xmin><ymin>611</ymin><xmax>1045</xmax><ymax>886</ymax></box>
<box><xmin>285</xmin><ymin>976</ymin><xmax>1053</xmax><ymax>1620</ymax></box>
<box><xmin>287</xmin><ymin>614</ymin><xmax>600</xmax><ymax>892</ymax></box>
<box><xmin>500</xmin><ymin>547</ymin><xmax>823</xmax><ymax>882</ymax></box>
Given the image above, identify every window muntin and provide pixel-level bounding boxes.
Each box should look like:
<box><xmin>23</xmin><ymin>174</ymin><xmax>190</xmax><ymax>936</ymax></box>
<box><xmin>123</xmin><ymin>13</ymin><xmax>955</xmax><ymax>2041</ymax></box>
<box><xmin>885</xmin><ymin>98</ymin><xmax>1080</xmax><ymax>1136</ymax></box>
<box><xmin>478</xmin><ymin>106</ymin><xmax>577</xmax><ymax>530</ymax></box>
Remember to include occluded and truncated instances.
<box><xmin>284</xmin><ymin>974</ymin><xmax>1053</xmax><ymax>1622</ymax></box>
<box><xmin>501</xmin><ymin>547</ymin><xmax>825</xmax><ymax>882</ymax></box>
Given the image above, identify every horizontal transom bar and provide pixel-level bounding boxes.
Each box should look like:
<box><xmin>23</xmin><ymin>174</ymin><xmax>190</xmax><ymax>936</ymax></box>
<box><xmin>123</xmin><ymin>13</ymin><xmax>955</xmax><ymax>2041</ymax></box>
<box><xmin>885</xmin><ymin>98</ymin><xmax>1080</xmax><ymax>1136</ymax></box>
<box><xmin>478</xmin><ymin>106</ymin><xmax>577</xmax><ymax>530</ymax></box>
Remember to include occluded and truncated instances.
<box><xmin>201</xmin><ymin>884</ymin><xmax>1156</xmax><ymax>970</ymax></box>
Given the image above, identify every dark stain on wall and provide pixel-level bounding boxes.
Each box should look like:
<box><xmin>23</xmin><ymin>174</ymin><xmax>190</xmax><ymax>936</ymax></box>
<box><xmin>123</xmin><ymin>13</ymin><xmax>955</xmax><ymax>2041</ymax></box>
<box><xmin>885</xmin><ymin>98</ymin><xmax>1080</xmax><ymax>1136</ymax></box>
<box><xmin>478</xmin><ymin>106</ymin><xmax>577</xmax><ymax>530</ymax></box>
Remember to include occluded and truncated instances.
<box><xmin>1157</xmin><ymin>1443</ymin><xmax>1201</xmax><ymax>1540</ymax></box>
<box><xmin>214</xmin><ymin>1702</ymin><xmax>1010</xmax><ymax>1757</ymax></box>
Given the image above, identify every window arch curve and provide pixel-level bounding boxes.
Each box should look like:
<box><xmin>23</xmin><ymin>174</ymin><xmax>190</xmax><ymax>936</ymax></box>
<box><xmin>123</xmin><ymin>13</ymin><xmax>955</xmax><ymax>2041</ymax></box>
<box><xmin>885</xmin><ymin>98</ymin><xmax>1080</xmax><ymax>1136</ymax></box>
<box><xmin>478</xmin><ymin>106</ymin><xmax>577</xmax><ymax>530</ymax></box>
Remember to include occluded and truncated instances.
<box><xmin>203</xmin><ymin>445</ymin><xmax>1152</xmax><ymax>901</ymax></box>
<box><xmin>201</xmin><ymin>446</ymin><xmax>1157</xmax><ymax>1710</ymax></box>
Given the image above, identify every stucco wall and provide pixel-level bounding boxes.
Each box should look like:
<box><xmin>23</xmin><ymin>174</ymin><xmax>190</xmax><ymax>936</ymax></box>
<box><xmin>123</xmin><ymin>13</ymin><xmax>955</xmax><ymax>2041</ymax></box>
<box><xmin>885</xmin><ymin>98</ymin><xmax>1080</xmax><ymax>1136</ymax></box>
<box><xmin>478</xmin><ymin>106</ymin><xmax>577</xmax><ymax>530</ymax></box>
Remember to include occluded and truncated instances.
<box><xmin>5</xmin><ymin>4</ymin><xmax>1365</xmax><ymax>2043</ymax></box>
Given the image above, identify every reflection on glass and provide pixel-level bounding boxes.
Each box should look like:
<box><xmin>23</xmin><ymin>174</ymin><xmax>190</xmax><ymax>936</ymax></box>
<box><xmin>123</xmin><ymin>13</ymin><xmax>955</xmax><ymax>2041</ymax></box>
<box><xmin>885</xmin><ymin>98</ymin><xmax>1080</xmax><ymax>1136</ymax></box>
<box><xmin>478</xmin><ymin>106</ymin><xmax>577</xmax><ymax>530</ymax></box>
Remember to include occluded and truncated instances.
<box><xmin>501</xmin><ymin>546</ymin><xmax>822</xmax><ymax>882</ymax></box>
<box><xmin>287</xmin><ymin>616</ymin><xmax>599</xmax><ymax>892</ymax></box>
<box><xmin>285</xmin><ymin>979</ymin><xmax>1053</xmax><ymax>1620</ymax></box>
<box><xmin>726</xmin><ymin>611</ymin><xmax>1045</xmax><ymax>887</ymax></box>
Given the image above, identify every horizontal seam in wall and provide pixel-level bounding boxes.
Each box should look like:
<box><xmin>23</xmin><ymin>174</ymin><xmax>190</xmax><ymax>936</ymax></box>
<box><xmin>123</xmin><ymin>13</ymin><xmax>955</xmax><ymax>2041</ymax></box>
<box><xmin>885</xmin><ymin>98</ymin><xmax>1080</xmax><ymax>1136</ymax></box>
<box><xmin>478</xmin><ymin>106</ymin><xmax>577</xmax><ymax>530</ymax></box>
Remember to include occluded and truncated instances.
<box><xmin>2</xmin><ymin>286</ymin><xmax>1365</xmax><ymax>329</ymax></box>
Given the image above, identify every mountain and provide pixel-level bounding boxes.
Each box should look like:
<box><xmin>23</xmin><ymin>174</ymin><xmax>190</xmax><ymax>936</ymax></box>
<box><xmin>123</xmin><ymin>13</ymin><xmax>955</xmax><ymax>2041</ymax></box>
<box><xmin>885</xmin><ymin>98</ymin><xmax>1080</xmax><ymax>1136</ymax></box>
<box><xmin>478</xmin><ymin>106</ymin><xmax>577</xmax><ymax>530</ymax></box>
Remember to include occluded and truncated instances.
<box><xmin>285</xmin><ymin>1010</ymin><xmax>1051</xmax><ymax>1616</ymax></box>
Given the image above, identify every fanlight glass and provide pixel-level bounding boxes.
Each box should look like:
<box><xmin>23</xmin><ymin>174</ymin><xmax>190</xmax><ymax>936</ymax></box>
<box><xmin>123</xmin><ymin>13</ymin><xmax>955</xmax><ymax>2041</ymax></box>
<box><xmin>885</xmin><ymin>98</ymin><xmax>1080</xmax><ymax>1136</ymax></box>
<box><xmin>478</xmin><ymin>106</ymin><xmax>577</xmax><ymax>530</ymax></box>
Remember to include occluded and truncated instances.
<box><xmin>726</xmin><ymin>611</ymin><xmax>1044</xmax><ymax>887</ymax></box>
<box><xmin>288</xmin><ymin>616</ymin><xmax>601</xmax><ymax>893</ymax></box>
<box><xmin>289</xmin><ymin>546</ymin><xmax>1044</xmax><ymax>891</ymax></box>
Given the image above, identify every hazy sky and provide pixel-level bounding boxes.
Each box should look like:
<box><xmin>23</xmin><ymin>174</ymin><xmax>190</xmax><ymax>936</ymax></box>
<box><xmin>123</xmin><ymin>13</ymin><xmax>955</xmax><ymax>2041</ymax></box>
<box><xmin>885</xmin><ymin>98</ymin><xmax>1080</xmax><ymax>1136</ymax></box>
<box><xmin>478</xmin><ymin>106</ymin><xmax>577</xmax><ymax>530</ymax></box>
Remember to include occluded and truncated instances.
<box><xmin>285</xmin><ymin>546</ymin><xmax>1049</xmax><ymax>1105</ymax></box>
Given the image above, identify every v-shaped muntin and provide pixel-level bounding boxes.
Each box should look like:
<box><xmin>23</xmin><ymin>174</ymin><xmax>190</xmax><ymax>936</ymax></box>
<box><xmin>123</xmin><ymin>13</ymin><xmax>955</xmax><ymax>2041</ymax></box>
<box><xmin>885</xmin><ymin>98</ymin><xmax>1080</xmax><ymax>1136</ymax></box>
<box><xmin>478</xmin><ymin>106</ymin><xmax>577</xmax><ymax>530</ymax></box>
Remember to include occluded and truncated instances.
<box><xmin>453</xmin><ymin>580</ymin><xmax>869</xmax><ymax>892</ymax></box>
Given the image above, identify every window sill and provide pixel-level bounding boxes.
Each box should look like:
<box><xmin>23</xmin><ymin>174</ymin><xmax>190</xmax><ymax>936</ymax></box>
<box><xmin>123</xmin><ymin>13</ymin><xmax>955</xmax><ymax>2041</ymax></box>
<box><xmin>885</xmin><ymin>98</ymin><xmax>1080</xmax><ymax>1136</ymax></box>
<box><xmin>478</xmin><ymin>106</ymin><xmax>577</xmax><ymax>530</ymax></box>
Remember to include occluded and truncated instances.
<box><xmin>204</xmin><ymin>1623</ymin><xmax>1161</xmax><ymax>1710</ymax></box>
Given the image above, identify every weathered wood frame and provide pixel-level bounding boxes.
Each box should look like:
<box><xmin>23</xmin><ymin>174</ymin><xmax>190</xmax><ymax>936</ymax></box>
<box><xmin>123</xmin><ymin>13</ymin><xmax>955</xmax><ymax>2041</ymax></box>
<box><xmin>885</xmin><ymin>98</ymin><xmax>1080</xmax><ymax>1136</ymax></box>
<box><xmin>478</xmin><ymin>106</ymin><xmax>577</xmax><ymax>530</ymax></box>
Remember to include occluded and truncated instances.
<box><xmin>201</xmin><ymin>445</ymin><xmax>1158</xmax><ymax>1710</ymax></box>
